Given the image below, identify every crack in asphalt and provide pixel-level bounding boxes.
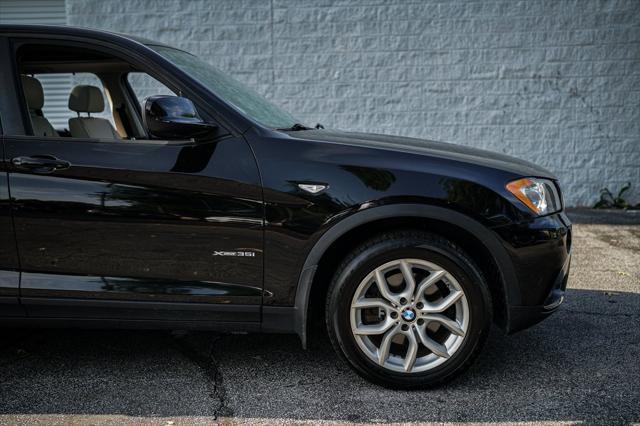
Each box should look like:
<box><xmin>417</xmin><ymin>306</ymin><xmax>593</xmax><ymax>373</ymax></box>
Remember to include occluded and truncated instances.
<box><xmin>172</xmin><ymin>333</ymin><xmax>232</xmax><ymax>420</ymax></box>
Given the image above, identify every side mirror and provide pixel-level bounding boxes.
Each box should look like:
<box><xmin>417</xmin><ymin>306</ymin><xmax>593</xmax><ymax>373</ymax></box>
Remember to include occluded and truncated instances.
<box><xmin>143</xmin><ymin>95</ymin><xmax>217</xmax><ymax>140</ymax></box>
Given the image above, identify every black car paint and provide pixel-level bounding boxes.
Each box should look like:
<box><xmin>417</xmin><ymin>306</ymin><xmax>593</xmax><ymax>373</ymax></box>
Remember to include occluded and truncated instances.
<box><xmin>248</xmin><ymin>127</ymin><xmax>570</xmax><ymax>341</ymax></box>
<box><xmin>249</xmin><ymin>127</ymin><xmax>562</xmax><ymax>305</ymax></box>
<box><xmin>0</xmin><ymin>25</ymin><xmax>571</xmax><ymax>342</ymax></box>
<box><xmin>4</xmin><ymin>135</ymin><xmax>264</xmax><ymax>321</ymax></box>
<box><xmin>0</xmin><ymin>139</ymin><xmax>22</xmax><ymax>317</ymax></box>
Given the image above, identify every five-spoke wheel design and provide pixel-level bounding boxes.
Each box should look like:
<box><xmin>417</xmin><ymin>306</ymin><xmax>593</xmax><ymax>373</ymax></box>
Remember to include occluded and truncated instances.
<box><xmin>350</xmin><ymin>258</ymin><xmax>469</xmax><ymax>373</ymax></box>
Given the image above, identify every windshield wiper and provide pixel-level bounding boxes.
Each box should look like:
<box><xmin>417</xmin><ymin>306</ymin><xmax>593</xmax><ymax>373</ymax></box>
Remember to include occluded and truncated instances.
<box><xmin>278</xmin><ymin>123</ymin><xmax>325</xmax><ymax>131</ymax></box>
<box><xmin>278</xmin><ymin>123</ymin><xmax>312</xmax><ymax>131</ymax></box>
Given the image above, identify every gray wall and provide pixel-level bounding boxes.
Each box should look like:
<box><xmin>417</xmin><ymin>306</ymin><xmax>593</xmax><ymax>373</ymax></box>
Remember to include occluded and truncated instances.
<box><xmin>66</xmin><ymin>0</ymin><xmax>640</xmax><ymax>206</ymax></box>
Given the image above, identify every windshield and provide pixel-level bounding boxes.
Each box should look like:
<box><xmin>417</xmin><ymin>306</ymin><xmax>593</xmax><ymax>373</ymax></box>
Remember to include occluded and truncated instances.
<box><xmin>151</xmin><ymin>46</ymin><xmax>300</xmax><ymax>129</ymax></box>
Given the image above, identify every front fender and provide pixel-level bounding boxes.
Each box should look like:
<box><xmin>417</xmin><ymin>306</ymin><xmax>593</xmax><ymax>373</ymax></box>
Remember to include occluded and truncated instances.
<box><xmin>289</xmin><ymin>203</ymin><xmax>520</xmax><ymax>348</ymax></box>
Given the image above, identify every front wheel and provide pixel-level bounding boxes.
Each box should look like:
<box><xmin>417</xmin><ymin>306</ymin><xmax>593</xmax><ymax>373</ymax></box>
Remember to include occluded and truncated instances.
<box><xmin>326</xmin><ymin>231</ymin><xmax>492</xmax><ymax>389</ymax></box>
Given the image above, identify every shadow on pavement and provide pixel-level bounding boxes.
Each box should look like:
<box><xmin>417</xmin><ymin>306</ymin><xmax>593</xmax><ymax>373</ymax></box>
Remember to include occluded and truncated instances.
<box><xmin>0</xmin><ymin>288</ymin><xmax>638</xmax><ymax>424</ymax></box>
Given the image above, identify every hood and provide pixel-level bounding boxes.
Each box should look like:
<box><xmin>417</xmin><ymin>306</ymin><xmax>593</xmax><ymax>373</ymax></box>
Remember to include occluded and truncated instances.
<box><xmin>286</xmin><ymin>129</ymin><xmax>557</xmax><ymax>180</ymax></box>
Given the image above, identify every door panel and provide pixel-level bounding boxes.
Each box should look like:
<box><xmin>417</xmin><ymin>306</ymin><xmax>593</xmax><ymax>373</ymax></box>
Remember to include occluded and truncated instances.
<box><xmin>0</xmin><ymin>162</ymin><xmax>22</xmax><ymax>315</ymax></box>
<box><xmin>0</xmin><ymin>270</ymin><xmax>21</xmax><ymax>317</ymax></box>
<box><xmin>0</xmin><ymin>37</ymin><xmax>24</xmax><ymax>317</ymax></box>
<box><xmin>20</xmin><ymin>272</ymin><xmax>262</xmax><ymax>321</ymax></box>
<box><xmin>5</xmin><ymin>136</ymin><xmax>264</xmax><ymax>321</ymax></box>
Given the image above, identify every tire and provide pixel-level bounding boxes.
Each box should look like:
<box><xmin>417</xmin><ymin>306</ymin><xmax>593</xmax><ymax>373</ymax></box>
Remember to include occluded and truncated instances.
<box><xmin>326</xmin><ymin>230</ymin><xmax>492</xmax><ymax>389</ymax></box>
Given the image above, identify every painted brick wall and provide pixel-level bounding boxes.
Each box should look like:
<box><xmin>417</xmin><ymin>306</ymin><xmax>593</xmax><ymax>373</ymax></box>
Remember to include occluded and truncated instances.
<box><xmin>66</xmin><ymin>0</ymin><xmax>640</xmax><ymax>206</ymax></box>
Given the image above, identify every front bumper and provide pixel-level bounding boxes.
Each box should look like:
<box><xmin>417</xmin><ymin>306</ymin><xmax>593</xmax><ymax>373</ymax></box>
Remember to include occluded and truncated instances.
<box><xmin>494</xmin><ymin>211</ymin><xmax>572</xmax><ymax>333</ymax></box>
<box><xmin>508</xmin><ymin>248</ymin><xmax>570</xmax><ymax>332</ymax></box>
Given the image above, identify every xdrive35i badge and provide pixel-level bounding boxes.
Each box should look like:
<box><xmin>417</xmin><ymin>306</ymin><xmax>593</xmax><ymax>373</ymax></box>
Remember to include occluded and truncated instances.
<box><xmin>212</xmin><ymin>250</ymin><xmax>257</xmax><ymax>257</ymax></box>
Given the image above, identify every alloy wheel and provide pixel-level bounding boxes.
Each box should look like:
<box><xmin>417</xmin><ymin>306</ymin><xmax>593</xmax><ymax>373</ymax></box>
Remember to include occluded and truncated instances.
<box><xmin>349</xmin><ymin>258</ymin><xmax>469</xmax><ymax>373</ymax></box>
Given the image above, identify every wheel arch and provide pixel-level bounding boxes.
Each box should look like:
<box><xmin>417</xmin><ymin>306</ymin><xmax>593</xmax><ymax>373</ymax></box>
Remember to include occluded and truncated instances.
<box><xmin>293</xmin><ymin>203</ymin><xmax>520</xmax><ymax>348</ymax></box>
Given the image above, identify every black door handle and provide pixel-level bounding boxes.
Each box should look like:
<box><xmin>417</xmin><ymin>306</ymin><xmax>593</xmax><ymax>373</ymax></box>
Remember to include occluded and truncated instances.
<box><xmin>11</xmin><ymin>155</ymin><xmax>71</xmax><ymax>173</ymax></box>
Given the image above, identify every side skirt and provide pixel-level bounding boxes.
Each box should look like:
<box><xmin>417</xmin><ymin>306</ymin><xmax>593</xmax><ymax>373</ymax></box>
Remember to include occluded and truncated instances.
<box><xmin>0</xmin><ymin>317</ymin><xmax>261</xmax><ymax>332</ymax></box>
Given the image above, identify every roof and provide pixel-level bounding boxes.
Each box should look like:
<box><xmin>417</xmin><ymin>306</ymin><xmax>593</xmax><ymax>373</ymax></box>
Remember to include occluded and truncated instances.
<box><xmin>0</xmin><ymin>24</ymin><xmax>171</xmax><ymax>48</ymax></box>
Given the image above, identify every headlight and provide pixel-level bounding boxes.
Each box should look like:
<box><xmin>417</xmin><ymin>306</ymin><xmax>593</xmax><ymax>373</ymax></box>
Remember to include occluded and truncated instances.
<box><xmin>506</xmin><ymin>177</ymin><xmax>562</xmax><ymax>215</ymax></box>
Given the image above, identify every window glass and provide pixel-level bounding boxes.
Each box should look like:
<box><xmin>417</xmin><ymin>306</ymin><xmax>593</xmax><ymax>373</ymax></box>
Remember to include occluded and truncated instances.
<box><xmin>151</xmin><ymin>46</ymin><xmax>301</xmax><ymax>129</ymax></box>
<box><xmin>15</xmin><ymin>42</ymin><xmax>199</xmax><ymax>142</ymax></box>
<box><xmin>127</xmin><ymin>72</ymin><xmax>176</xmax><ymax>108</ymax></box>
<box><xmin>34</xmin><ymin>73</ymin><xmax>114</xmax><ymax>129</ymax></box>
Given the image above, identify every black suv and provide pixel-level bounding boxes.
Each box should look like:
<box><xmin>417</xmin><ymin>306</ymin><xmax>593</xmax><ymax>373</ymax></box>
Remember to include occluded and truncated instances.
<box><xmin>0</xmin><ymin>25</ymin><xmax>571</xmax><ymax>388</ymax></box>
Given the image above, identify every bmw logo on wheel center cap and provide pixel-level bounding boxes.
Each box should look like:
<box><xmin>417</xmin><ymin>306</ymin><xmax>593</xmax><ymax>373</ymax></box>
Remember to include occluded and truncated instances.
<box><xmin>401</xmin><ymin>308</ymin><xmax>416</xmax><ymax>322</ymax></box>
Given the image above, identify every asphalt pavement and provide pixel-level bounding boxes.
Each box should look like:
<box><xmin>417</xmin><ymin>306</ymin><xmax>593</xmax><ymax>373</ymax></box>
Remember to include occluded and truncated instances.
<box><xmin>1</xmin><ymin>218</ymin><xmax>639</xmax><ymax>425</ymax></box>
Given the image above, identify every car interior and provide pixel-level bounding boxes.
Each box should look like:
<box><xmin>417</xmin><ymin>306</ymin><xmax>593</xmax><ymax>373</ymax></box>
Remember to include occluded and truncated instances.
<box><xmin>20</xmin><ymin>74</ymin><xmax>60</xmax><ymax>138</ymax></box>
<box><xmin>16</xmin><ymin>43</ymin><xmax>180</xmax><ymax>141</ymax></box>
